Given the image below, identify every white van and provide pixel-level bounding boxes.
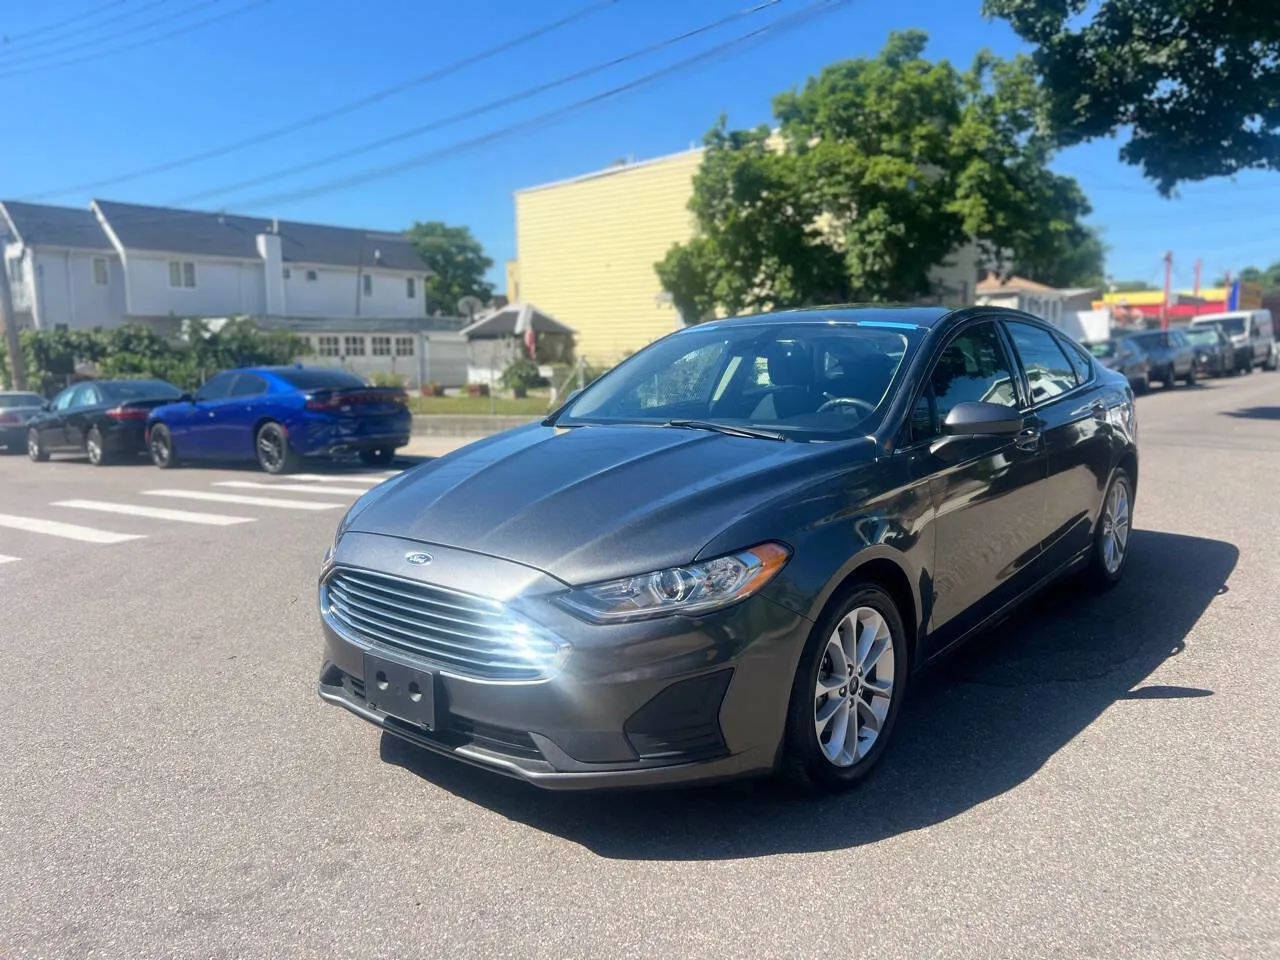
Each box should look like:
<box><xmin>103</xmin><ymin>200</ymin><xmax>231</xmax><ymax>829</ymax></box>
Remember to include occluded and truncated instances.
<box><xmin>1189</xmin><ymin>309</ymin><xmax>1276</xmax><ymax>372</ymax></box>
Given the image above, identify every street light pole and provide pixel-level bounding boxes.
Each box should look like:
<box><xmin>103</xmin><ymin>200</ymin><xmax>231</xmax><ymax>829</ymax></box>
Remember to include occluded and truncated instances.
<box><xmin>0</xmin><ymin>256</ymin><xmax>28</xmax><ymax>390</ymax></box>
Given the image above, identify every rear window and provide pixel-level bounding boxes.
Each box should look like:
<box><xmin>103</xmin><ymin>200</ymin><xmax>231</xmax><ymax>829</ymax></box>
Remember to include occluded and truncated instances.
<box><xmin>100</xmin><ymin>380</ymin><xmax>182</xmax><ymax>402</ymax></box>
<box><xmin>0</xmin><ymin>393</ymin><xmax>44</xmax><ymax>408</ymax></box>
<box><xmin>273</xmin><ymin>369</ymin><xmax>368</xmax><ymax>391</ymax></box>
<box><xmin>1088</xmin><ymin>342</ymin><xmax>1117</xmax><ymax>358</ymax></box>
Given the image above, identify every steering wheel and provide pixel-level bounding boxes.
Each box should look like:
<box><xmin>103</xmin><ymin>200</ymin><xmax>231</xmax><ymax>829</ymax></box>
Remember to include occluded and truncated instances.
<box><xmin>817</xmin><ymin>396</ymin><xmax>876</xmax><ymax>415</ymax></box>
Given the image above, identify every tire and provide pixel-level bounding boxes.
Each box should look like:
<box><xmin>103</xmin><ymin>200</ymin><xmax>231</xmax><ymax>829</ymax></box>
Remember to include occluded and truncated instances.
<box><xmin>1162</xmin><ymin>366</ymin><xmax>1175</xmax><ymax>389</ymax></box>
<box><xmin>1088</xmin><ymin>468</ymin><xmax>1134</xmax><ymax>590</ymax></box>
<box><xmin>255</xmin><ymin>421</ymin><xmax>299</xmax><ymax>475</ymax></box>
<box><xmin>1183</xmin><ymin>365</ymin><xmax>1197</xmax><ymax>387</ymax></box>
<box><xmin>782</xmin><ymin>582</ymin><xmax>909</xmax><ymax>791</ymax></box>
<box><xmin>1265</xmin><ymin>351</ymin><xmax>1278</xmax><ymax>373</ymax></box>
<box><xmin>359</xmin><ymin>447</ymin><xmax>396</xmax><ymax>467</ymax></box>
<box><xmin>148</xmin><ymin>423</ymin><xmax>179</xmax><ymax>469</ymax></box>
<box><xmin>86</xmin><ymin>426</ymin><xmax>111</xmax><ymax>466</ymax></box>
<box><xmin>1136</xmin><ymin>374</ymin><xmax>1150</xmax><ymax>395</ymax></box>
<box><xmin>27</xmin><ymin>428</ymin><xmax>49</xmax><ymax>462</ymax></box>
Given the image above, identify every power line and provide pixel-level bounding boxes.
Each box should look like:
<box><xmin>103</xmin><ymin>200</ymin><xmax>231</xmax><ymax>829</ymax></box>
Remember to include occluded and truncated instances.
<box><xmin>0</xmin><ymin>0</ymin><xmax>273</xmax><ymax>79</ymax></box>
<box><xmin>20</xmin><ymin>0</ymin><xmax>622</xmax><ymax>200</ymax></box>
<box><xmin>235</xmin><ymin>0</ymin><xmax>852</xmax><ymax>211</ymax></box>
<box><xmin>0</xmin><ymin>0</ymin><xmax>169</xmax><ymax>60</ymax></box>
<box><xmin>171</xmin><ymin>0</ymin><xmax>783</xmax><ymax>206</ymax></box>
<box><xmin>1</xmin><ymin>0</ymin><xmax>132</xmax><ymax>45</ymax></box>
<box><xmin>0</xmin><ymin>0</ymin><xmax>222</xmax><ymax>68</ymax></box>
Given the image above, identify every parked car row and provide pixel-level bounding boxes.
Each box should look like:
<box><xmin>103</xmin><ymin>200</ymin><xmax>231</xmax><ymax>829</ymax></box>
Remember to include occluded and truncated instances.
<box><xmin>1086</xmin><ymin>309</ymin><xmax>1276</xmax><ymax>392</ymax></box>
<box><xmin>4</xmin><ymin>366</ymin><xmax>412</xmax><ymax>473</ymax></box>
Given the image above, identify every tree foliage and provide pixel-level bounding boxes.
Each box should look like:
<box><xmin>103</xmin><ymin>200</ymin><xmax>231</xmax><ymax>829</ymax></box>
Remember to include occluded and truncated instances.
<box><xmin>406</xmin><ymin>221</ymin><xmax>494</xmax><ymax>316</ymax></box>
<box><xmin>983</xmin><ymin>0</ymin><xmax>1280</xmax><ymax>195</ymax></box>
<box><xmin>656</xmin><ymin>31</ymin><xmax>1102</xmax><ymax>320</ymax></box>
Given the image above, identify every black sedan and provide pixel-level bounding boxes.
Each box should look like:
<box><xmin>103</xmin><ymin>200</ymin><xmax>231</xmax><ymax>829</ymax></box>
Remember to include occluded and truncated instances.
<box><xmin>27</xmin><ymin>379</ymin><xmax>184</xmax><ymax>465</ymax></box>
<box><xmin>1088</xmin><ymin>337</ymin><xmax>1150</xmax><ymax>393</ymax></box>
<box><xmin>0</xmin><ymin>391</ymin><xmax>47</xmax><ymax>453</ymax></box>
<box><xmin>1129</xmin><ymin>329</ymin><xmax>1197</xmax><ymax>388</ymax></box>
<box><xmin>316</xmin><ymin>306</ymin><xmax>1138</xmax><ymax>791</ymax></box>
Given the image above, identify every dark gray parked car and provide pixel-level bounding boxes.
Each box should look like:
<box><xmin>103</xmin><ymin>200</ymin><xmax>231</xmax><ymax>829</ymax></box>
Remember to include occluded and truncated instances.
<box><xmin>1088</xmin><ymin>338</ymin><xmax>1150</xmax><ymax>393</ymax></box>
<box><xmin>1179</xmin><ymin>323</ymin><xmax>1237</xmax><ymax>378</ymax></box>
<box><xmin>317</xmin><ymin>306</ymin><xmax>1139</xmax><ymax>791</ymax></box>
<box><xmin>1128</xmin><ymin>328</ymin><xmax>1197</xmax><ymax>388</ymax></box>
<box><xmin>0</xmin><ymin>391</ymin><xmax>46</xmax><ymax>453</ymax></box>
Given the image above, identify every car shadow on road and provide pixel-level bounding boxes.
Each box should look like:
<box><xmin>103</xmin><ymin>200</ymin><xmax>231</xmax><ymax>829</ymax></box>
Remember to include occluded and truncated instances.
<box><xmin>1222</xmin><ymin>406</ymin><xmax>1280</xmax><ymax>421</ymax></box>
<box><xmin>379</xmin><ymin>529</ymin><xmax>1236</xmax><ymax>861</ymax></box>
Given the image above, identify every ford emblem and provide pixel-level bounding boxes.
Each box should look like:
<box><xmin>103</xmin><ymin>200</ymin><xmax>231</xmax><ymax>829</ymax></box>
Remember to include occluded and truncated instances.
<box><xmin>404</xmin><ymin>552</ymin><xmax>434</xmax><ymax>566</ymax></box>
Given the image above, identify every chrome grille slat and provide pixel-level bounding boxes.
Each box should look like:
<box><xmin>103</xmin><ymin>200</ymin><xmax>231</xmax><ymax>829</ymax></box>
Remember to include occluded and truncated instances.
<box><xmin>324</xmin><ymin>567</ymin><xmax>562</xmax><ymax>681</ymax></box>
<box><xmin>338</xmin><ymin>570</ymin><xmax>505</xmax><ymax>617</ymax></box>
<box><xmin>329</xmin><ymin>580</ymin><xmax>513</xmax><ymax>641</ymax></box>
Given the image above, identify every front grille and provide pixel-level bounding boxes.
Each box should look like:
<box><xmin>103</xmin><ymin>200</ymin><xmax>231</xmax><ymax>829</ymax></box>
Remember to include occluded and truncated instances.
<box><xmin>323</xmin><ymin>567</ymin><xmax>565</xmax><ymax>682</ymax></box>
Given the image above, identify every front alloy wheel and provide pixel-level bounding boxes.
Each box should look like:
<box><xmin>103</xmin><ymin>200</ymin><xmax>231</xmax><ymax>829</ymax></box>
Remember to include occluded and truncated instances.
<box><xmin>28</xmin><ymin>428</ymin><xmax>48</xmax><ymax>462</ymax></box>
<box><xmin>784</xmin><ymin>583</ymin><xmax>907</xmax><ymax>790</ymax></box>
<box><xmin>1091</xmin><ymin>469</ymin><xmax>1133</xmax><ymax>588</ymax></box>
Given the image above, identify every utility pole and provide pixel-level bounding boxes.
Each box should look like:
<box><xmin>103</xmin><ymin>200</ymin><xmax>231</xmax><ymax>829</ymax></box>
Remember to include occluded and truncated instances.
<box><xmin>1161</xmin><ymin>250</ymin><xmax>1173</xmax><ymax>330</ymax></box>
<box><xmin>1193</xmin><ymin>258</ymin><xmax>1202</xmax><ymax>316</ymax></box>
<box><xmin>0</xmin><ymin>256</ymin><xmax>28</xmax><ymax>390</ymax></box>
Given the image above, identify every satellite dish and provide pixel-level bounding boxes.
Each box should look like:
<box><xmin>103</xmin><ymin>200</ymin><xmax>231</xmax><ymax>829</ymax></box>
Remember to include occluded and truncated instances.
<box><xmin>457</xmin><ymin>295</ymin><xmax>485</xmax><ymax>320</ymax></box>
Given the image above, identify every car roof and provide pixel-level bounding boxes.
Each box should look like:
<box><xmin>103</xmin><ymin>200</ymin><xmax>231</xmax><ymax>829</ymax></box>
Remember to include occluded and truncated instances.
<box><xmin>701</xmin><ymin>305</ymin><xmax>965</xmax><ymax>330</ymax></box>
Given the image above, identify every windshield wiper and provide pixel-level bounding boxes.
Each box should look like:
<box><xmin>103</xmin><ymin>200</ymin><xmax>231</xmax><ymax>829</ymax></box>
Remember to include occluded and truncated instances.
<box><xmin>664</xmin><ymin>419</ymin><xmax>787</xmax><ymax>441</ymax></box>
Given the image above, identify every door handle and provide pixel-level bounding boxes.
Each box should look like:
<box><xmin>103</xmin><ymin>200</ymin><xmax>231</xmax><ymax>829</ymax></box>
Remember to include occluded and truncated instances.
<box><xmin>1015</xmin><ymin>426</ymin><xmax>1041</xmax><ymax>451</ymax></box>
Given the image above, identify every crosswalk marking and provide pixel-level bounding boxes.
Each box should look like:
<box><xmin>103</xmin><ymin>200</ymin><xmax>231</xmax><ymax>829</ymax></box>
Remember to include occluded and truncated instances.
<box><xmin>213</xmin><ymin>480</ymin><xmax>370</xmax><ymax>497</ymax></box>
<box><xmin>0</xmin><ymin>513</ymin><xmax>145</xmax><ymax>544</ymax></box>
<box><xmin>0</xmin><ymin>554</ymin><xmax>18</xmax><ymax>565</ymax></box>
<box><xmin>52</xmin><ymin>500</ymin><xmax>256</xmax><ymax>526</ymax></box>
<box><xmin>287</xmin><ymin>473</ymin><xmax>389</xmax><ymax>485</ymax></box>
<box><xmin>143</xmin><ymin>490</ymin><xmax>343</xmax><ymax>511</ymax></box>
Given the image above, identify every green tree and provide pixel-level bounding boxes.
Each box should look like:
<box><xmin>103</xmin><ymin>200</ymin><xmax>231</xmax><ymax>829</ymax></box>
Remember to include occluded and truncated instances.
<box><xmin>983</xmin><ymin>0</ymin><xmax>1280</xmax><ymax>196</ymax></box>
<box><xmin>657</xmin><ymin>31</ymin><xmax>1101</xmax><ymax>319</ymax></box>
<box><xmin>405</xmin><ymin>221</ymin><xmax>494</xmax><ymax>316</ymax></box>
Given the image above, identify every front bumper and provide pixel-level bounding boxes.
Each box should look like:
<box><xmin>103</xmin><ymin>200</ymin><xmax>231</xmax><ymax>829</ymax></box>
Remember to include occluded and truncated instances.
<box><xmin>316</xmin><ymin>534</ymin><xmax>811</xmax><ymax>789</ymax></box>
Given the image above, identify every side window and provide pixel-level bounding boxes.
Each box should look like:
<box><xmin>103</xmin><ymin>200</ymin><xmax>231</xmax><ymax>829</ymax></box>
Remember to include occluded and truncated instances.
<box><xmin>911</xmin><ymin>322</ymin><xmax>1018</xmax><ymax>442</ymax></box>
<box><xmin>52</xmin><ymin>387</ymin><xmax>78</xmax><ymax>411</ymax></box>
<box><xmin>1006</xmin><ymin>321</ymin><xmax>1078</xmax><ymax>405</ymax></box>
<box><xmin>1057</xmin><ymin>334</ymin><xmax>1094</xmax><ymax>384</ymax></box>
<box><xmin>79</xmin><ymin>385</ymin><xmax>103</xmax><ymax>407</ymax></box>
<box><xmin>195</xmin><ymin>373</ymin><xmax>236</xmax><ymax>402</ymax></box>
<box><xmin>227</xmin><ymin>374</ymin><xmax>268</xmax><ymax>398</ymax></box>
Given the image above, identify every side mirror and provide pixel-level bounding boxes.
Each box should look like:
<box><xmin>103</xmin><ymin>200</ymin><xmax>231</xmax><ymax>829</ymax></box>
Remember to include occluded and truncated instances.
<box><xmin>941</xmin><ymin>401</ymin><xmax>1022</xmax><ymax>438</ymax></box>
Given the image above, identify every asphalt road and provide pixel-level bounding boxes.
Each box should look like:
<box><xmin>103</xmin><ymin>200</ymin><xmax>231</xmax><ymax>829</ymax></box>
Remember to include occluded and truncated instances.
<box><xmin>1</xmin><ymin>374</ymin><xmax>1278</xmax><ymax>960</ymax></box>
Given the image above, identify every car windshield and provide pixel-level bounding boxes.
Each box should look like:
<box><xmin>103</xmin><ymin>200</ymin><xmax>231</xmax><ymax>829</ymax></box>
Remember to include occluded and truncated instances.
<box><xmin>1131</xmin><ymin>332</ymin><xmax>1169</xmax><ymax>350</ymax></box>
<box><xmin>558</xmin><ymin>321</ymin><xmax>916</xmax><ymax>438</ymax></box>
<box><xmin>1088</xmin><ymin>342</ymin><xmax>1118</xmax><ymax>358</ymax></box>
<box><xmin>0</xmin><ymin>393</ymin><xmax>44</xmax><ymax>408</ymax></box>
<box><xmin>1204</xmin><ymin>316</ymin><xmax>1247</xmax><ymax>335</ymax></box>
<box><xmin>274</xmin><ymin>369</ymin><xmax>369</xmax><ymax>390</ymax></box>
<box><xmin>100</xmin><ymin>380</ymin><xmax>182</xmax><ymax>401</ymax></box>
<box><xmin>1184</xmin><ymin>328</ymin><xmax>1219</xmax><ymax>346</ymax></box>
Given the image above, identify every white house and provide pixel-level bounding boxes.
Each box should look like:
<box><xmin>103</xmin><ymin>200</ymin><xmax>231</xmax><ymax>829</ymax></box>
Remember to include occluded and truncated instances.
<box><xmin>1</xmin><ymin>199</ymin><xmax>432</xmax><ymax>332</ymax></box>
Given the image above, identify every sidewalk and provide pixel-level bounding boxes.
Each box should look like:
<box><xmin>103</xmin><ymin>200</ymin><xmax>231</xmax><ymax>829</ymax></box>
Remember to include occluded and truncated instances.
<box><xmin>398</xmin><ymin>434</ymin><xmax>491</xmax><ymax>460</ymax></box>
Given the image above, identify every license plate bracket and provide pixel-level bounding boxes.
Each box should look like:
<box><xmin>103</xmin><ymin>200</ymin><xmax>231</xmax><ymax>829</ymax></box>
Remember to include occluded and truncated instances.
<box><xmin>363</xmin><ymin>652</ymin><xmax>436</xmax><ymax>731</ymax></box>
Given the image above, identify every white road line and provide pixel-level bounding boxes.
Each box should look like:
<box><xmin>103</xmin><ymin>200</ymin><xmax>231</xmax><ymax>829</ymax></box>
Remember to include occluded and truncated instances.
<box><xmin>0</xmin><ymin>554</ymin><xmax>18</xmax><ymax>565</ymax></box>
<box><xmin>0</xmin><ymin>513</ymin><xmax>146</xmax><ymax>544</ymax></box>
<box><xmin>52</xmin><ymin>500</ymin><xmax>256</xmax><ymax>527</ymax></box>
<box><xmin>213</xmin><ymin>480</ymin><xmax>369</xmax><ymax>496</ymax></box>
<box><xmin>287</xmin><ymin>473</ymin><xmax>390</xmax><ymax>485</ymax></box>
<box><xmin>143</xmin><ymin>490</ymin><xmax>343</xmax><ymax>511</ymax></box>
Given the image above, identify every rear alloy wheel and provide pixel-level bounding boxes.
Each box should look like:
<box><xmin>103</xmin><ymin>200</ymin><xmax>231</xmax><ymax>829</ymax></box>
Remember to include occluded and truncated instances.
<box><xmin>149</xmin><ymin>424</ymin><xmax>179</xmax><ymax>469</ymax></box>
<box><xmin>359</xmin><ymin>448</ymin><xmax>396</xmax><ymax>467</ymax></box>
<box><xmin>255</xmin><ymin>421</ymin><xmax>299</xmax><ymax>475</ymax></box>
<box><xmin>783</xmin><ymin>583</ymin><xmax>907</xmax><ymax>791</ymax></box>
<box><xmin>1090</xmin><ymin>468</ymin><xmax>1133</xmax><ymax>589</ymax></box>
<box><xmin>86</xmin><ymin>426</ymin><xmax>111</xmax><ymax>466</ymax></box>
<box><xmin>27</xmin><ymin>428</ymin><xmax>49</xmax><ymax>462</ymax></box>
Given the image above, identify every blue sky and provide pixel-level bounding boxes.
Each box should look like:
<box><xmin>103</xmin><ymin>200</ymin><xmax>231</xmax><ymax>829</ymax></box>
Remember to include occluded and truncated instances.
<box><xmin>3</xmin><ymin>0</ymin><xmax>1277</xmax><ymax>291</ymax></box>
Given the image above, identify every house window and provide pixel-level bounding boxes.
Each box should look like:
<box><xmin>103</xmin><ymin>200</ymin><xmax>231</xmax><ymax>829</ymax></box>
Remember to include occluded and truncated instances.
<box><xmin>317</xmin><ymin>335</ymin><xmax>340</xmax><ymax>357</ymax></box>
<box><xmin>6</xmin><ymin>256</ymin><xmax>24</xmax><ymax>283</ymax></box>
<box><xmin>344</xmin><ymin>335</ymin><xmax>366</xmax><ymax>357</ymax></box>
<box><xmin>169</xmin><ymin>261</ymin><xmax>196</xmax><ymax>288</ymax></box>
<box><xmin>282</xmin><ymin>268</ymin><xmax>291</xmax><ymax>279</ymax></box>
<box><xmin>306</xmin><ymin>270</ymin><xmax>318</xmax><ymax>282</ymax></box>
<box><xmin>394</xmin><ymin>336</ymin><xmax>415</xmax><ymax>357</ymax></box>
<box><xmin>362</xmin><ymin>274</ymin><xmax>373</xmax><ymax>297</ymax></box>
<box><xmin>406</xmin><ymin>277</ymin><xmax>416</xmax><ymax>299</ymax></box>
<box><xmin>92</xmin><ymin>257</ymin><xmax>109</xmax><ymax>285</ymax></box>
<box><xmin>371</xmin><ymin>335</ymin><xmax>391</xmax><ymax>356</ymax></box>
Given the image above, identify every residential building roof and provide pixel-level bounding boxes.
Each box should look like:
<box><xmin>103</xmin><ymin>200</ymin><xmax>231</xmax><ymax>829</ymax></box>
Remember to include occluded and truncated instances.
<box><xmin>461</xmin><ymin>303</ymin><xmax>576</xmax><ymax>339</ymax></box>
<box><xmin>975</xmin><ymin>272</ymin><xmax>1060</xmax><ymax>295</ymax></box>
<box><xmin>0</xmin><ymin>200</ymin><xmax>114</xmax><ymax>250</ymax></box>
<box><xmin>90</xmin><ymin>199</ymin><xmax>427</xmax><ymax>271</ymax></box>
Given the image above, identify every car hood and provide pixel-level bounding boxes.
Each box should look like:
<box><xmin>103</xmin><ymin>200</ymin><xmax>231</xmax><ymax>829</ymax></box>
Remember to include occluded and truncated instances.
<box><xmin>345</xmin><ymin>422</ymin><xmax>872</xmax><ymax>585</ymax></box>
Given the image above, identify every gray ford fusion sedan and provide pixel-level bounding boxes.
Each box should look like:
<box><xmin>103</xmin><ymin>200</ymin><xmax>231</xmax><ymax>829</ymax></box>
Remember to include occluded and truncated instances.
<box><xmin>316</xmin><ymin>305</ymin><xmax>1138</xmax><ymax>791</ymax></box>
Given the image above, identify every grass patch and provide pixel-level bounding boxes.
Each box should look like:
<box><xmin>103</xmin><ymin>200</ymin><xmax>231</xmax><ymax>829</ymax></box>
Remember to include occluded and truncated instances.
<box><xmin>408</xmin><ymin>394</ymin><xmax>551</xmax><ymax>416</ymax></box>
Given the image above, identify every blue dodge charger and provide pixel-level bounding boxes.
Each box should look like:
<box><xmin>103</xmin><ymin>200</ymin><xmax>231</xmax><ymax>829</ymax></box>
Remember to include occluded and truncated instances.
<box><xmin>147</xmin><ymin>366</ymin><xmax>412</xmax><ymax>473</ymax></box>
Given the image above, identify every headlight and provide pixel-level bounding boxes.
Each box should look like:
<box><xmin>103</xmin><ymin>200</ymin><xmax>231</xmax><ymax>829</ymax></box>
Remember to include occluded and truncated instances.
<box><xmin>556</xmin><ymin>542</ymin><xmax>791</xmax><ymax>623</ymax></box>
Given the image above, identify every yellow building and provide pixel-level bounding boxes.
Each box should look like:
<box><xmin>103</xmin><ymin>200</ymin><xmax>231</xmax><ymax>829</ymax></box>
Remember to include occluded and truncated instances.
<box><xmin>512</xmin><ymin>148</ymin><xmax>983</xmax><ymax>365</ymax></box>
